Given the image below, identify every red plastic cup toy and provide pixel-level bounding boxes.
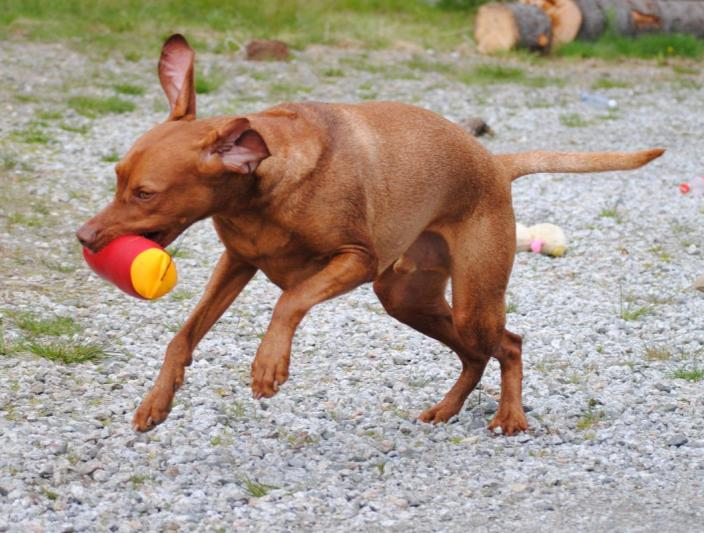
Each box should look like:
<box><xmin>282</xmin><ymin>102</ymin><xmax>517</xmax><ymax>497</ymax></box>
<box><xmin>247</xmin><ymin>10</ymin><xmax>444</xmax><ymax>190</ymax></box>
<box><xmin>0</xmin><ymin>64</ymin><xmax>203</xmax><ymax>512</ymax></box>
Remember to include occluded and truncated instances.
<box><xmin>82</xmin><ymin>235</ymin><xmax>177</xmax><ymax>300</ymax></box>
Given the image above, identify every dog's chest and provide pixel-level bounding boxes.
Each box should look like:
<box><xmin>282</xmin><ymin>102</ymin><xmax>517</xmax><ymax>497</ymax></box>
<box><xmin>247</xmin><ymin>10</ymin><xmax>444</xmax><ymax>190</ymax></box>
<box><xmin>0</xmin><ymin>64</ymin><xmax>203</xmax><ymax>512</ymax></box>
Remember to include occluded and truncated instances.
<box><xmin>212</xmin><ymin>215</ymin><xmax>327</xmax><ymax>288</ymax></box>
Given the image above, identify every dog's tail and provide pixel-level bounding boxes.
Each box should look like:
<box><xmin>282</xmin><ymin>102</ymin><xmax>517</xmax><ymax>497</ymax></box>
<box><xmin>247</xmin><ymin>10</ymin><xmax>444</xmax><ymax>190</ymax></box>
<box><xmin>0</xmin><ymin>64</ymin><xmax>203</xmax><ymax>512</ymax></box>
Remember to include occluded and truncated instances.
<box><xmin>496</xmin><ymin>148</ymin><xmax>665</xmax><ymax>181</ymax></box>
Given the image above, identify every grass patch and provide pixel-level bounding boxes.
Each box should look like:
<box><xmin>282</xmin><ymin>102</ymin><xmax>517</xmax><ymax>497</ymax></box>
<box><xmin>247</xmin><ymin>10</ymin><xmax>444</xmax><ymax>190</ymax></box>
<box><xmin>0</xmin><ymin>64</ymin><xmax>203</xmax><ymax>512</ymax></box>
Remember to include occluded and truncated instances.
<box><xmin>620</xmin><ymin>303</ymin><xmax>653</xmax><ymax>321</ymax></box>
<box><xmin>26</xmin><ymin>340</ymin><xmax>105</xmax><ymax>364</ymax></box>
<box><xmin>559</xmin><ymin>31</ymin><xmax>704</xmax><ymax>60</ymax></box>
<box><xmin>35</xmin><ymin>109</ymin><xmax>63</xmax><ymax>120</ymax></box>
<box><xmin>401</xmin><ymin>56</ymin><xmax>561</xmax><ymax>87</ymax></box>
<box><xmin>11</xmin><ymin>312</ymin><xmax>82</xmax><ymax>336</ymax></box>
<box><xmin>59</xmin><ymin>123</ymin><xmax>90</xmax><ymax>134</ymax></box>
<box><xmin>649</xmin><ymin>244</ymin><xmax>672</xmax><ymax>263</ymax></box>
<box><xmin>466</xmin><ymin>64</ymin><xmax>560</xmax><ymax>87</ymax></box>
<box><xmin>7</xmin><ymin>212</ymin><xmax>44</xmax><ymax>228</ymax></box>
<box><xmin>598</xmin><ymin>203</ymin><xmax>622</xmax><ymax>223</ymax></box>
<box><xmin>644</xmin><ymin>345</ymin><xmax>672</xmax><ymax>361</ymax></box>
<box><xmin>0</xmin><ymin>2</ymin><xmax>479</xmax><ymax>58</ymax></box>
<box><xmin>321</xmin><ymin>67</ymin><xmax>345</xmax><ymax>78</ymax></box>
<box><xmin>671</xmin><ymin>368</ymin><xmax>704</xmax><ymax>382</ymax></box>
<box><xmin>68</xmin><ymin>95</ymin><xmax>135</xmax><ymax>118</ymax></box>
<box><xmin>170</xmin><ymin>289</ymin><xmax>195</xmax><ymax>302</ymax></box>
<box><xmin>240</xmin><ymin>476</ymin><xmax>277</xmax><ymax>498</ymax></box>
<box><xmin>11</xmin><ymin>124</ymin><xmax>52</xmax><ymax>144</ymax></box>
<box><xmin>130</xmin><ymin>474</ymin><xmax>148</xmax><ymax>488</ymax></box>
<box><xmin>592</xmin><ymin>77</ymin><xmax>630</xmax><ymax>90</ymax></box>
<box><xmin>101</xmin><ymin>151</ymin><xmax>121</xmax><ymax>163</ymax></box>
<box><xmin>560</xmin><ymin>112</ymin><xmax>589</xmax><ymax>128</ymax></box>
<box><xmin>576</xmin><ymin>399</ymin><xmax>603</xmax><ymax>431</ymax></box>
<box><xmin>672</xmin><ymin>65</ymin><xmax>698</xmax><ymax>75</ymax></box>
<box><xmin>268</xmin><ymin>82</ymin><xmax>313</xmax><ymax>100</ymax></box>
<box><xmin>113</xmin><ymin>83</ymin><xmax>145</xmax><ymax>96</ymax></box>
<box><xmin>195</xmin><ymin>71</ymin><xmax>225</xmax><ymax>94</ymax></box>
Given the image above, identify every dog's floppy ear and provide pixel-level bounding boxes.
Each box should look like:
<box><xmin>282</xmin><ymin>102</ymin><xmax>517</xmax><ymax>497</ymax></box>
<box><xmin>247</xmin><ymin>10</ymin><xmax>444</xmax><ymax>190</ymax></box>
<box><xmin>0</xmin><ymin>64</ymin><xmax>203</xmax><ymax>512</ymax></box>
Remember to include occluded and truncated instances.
<box><xmin>201</xmin><ymin>118</ymin><xmax>270</xmax><ymax>175</ymax></box>
<box><xmin>159</xmin><ymin>34</ymin><xmax>196</xmax><ymax>121</ymax></box>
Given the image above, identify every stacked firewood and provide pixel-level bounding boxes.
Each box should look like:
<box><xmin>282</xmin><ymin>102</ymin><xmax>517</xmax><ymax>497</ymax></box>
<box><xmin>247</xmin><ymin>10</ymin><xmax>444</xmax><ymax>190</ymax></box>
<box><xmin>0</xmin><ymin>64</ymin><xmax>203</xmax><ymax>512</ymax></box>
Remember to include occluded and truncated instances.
<box><xmin>475</xmin><ymin>0</ymin><xmax>704</xmax><ymax>54</ymax></box>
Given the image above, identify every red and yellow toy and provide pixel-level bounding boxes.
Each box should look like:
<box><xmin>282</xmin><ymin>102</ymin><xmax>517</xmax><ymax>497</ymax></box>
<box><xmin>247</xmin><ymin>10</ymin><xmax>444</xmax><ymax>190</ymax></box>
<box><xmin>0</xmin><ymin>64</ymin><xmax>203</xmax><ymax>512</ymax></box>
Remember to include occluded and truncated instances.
<box><xmin>82</xmin><ymin>235</ymin><xmax>177</xmax><ymax>300</ymax></box>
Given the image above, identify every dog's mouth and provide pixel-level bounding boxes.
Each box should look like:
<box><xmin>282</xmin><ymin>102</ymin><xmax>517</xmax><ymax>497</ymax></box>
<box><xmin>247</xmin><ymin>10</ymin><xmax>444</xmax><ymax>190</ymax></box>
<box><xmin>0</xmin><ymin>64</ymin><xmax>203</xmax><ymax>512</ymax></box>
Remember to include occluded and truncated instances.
<box><xmin>142</xmin><ymin>229</ymin><xmax>178</xmax><ymax>249</ymax></box>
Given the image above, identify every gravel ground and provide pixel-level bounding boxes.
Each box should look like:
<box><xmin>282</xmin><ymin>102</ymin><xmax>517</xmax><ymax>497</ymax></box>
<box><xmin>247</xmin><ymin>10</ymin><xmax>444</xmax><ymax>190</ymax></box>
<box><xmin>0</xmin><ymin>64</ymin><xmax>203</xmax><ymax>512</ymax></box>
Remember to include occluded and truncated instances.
<box><xmin>1</xmin><ymin>40</ymin><xmax>703</xmax><ymax>532</ymax></box>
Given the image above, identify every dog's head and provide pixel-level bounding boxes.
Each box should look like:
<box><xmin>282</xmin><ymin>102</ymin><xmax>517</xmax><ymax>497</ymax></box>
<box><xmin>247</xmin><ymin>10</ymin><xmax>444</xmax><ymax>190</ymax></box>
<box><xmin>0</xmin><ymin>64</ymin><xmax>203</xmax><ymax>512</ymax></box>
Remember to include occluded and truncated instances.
<box><xmin>76</xmin><ymin>34</ymin><xmax>270</xmax><ymax>252</ymax></box>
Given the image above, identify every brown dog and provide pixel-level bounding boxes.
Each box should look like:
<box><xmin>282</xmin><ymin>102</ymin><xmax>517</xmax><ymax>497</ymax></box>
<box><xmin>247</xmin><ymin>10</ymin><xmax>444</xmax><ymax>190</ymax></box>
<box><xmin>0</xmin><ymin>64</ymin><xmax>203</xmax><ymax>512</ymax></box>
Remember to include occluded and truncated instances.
<box><xmin>76</xmin><ymin>35</ymin><xmax>664</xmax><ymax>434</ymax></box>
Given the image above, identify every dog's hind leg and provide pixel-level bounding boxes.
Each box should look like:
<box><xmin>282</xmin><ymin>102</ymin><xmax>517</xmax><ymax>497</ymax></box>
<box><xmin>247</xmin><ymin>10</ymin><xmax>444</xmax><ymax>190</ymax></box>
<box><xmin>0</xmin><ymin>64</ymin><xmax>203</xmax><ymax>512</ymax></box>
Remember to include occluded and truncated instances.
<box><xmin>489</xmin><ymin>329</ymin><xmax>527</xmax><ymax>435</ymax></box>
<box><xmin>448</xmin><ymin>212</ymin><xmax>527</xmax><ymax>435</ymax></box>
<box><xmin>374</xmin><ymin>231</ymin><xmax>491</xmax><ymax>424</ymax></box>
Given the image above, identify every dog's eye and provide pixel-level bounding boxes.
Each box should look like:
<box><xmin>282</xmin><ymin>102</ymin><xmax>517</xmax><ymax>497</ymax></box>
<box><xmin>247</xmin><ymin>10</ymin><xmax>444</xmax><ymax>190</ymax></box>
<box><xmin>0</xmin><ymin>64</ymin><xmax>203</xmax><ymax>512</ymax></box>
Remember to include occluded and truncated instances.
<box><xmin>135</xmin><ymin>190</ymin><xmax>155</xmax><ymax>201</ymax></box>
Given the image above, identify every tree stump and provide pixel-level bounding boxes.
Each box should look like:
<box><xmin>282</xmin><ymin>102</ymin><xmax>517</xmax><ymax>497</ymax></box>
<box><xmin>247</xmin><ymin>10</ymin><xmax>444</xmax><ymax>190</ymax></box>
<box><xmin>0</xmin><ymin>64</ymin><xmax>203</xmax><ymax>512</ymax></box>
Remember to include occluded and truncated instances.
<box><xmin>475</xmin><ymin>3</ymin><xmax>553</xmax><ymax>53</ymax></box>
<box><xmin>573</xmin><ymin>0</ymin><xmax>607</xmax><ymax>39</ymax></box>
<box><xmin>520</xmin><ymin>0</ymin><xmax>583</xmax><ymax>45</ymax></box>
<box><xmin>595</xmin><ymin>0</ymin><xmax>704</xmax><ymax>37</ymax></box>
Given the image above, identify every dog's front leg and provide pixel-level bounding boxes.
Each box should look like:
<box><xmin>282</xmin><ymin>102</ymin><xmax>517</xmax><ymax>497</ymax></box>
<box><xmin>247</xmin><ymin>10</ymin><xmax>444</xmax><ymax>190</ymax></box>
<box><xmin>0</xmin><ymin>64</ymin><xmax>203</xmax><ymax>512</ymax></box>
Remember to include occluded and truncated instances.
<box><xmin>133</xmin><ymin>252</ymin><xmax>256</xmax><ymax>431</ymax></box>
<box><xmin>251</xmin><ymin>252</ymin><xmax>375</xmax><ymax>399</ymax></box>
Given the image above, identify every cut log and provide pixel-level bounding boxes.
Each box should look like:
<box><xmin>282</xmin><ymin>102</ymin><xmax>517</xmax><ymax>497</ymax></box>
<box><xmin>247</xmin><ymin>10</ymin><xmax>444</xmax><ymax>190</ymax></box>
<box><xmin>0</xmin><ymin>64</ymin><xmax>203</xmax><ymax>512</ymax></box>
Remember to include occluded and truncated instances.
<box><xmin>593</xmin><ymin>0</ymin><xmax>704</xmax><ymax>38</ymax></box>
<box><xmin>475</xmin><ymin>3</ymin><xmax>553</xmax><ymax>54</ymax></box>
<box><xmin>659</xmin><ymin>0</ymin><xmax>704</xmax><ymax>37</ymax></box>
<box><xmin>520</xmin><ymin>0</ymin><xmax>583</xmax><ymax>45</ymax></box>
<box><xmin>573</xmin><ymin>0</ymin><xmax>607</xmax><ymax>39</ymax></box>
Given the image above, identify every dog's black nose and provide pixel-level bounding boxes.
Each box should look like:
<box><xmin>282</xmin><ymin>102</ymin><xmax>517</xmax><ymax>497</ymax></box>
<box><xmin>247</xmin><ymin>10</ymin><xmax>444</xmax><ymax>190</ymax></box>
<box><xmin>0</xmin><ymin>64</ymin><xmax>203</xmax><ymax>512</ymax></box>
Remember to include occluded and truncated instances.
<box><xmin>76</xmin><ymin>224</ymin><xmax>97</xmax><ymax>250</ymax></box>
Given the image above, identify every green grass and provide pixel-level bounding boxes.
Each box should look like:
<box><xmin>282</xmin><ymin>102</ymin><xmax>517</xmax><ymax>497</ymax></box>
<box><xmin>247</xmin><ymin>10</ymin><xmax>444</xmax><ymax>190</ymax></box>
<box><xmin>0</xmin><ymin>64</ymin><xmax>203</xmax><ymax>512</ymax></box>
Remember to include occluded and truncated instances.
<box><xmin>592</xmin><ymin>77</ymin><xmax>630</xmax><ymax>90</ymax></box>
<box><xmin>599</xmin><ymin>205</ymin><xmax>622</xmax><ymax>223</ymax></box>
<box><xmin>170</xmin><ymin>289</ymin><xmax>195</xmax><ymax>302</ymax></box>
<box><xmin>26</xmin><ymin>340</ymin><xmax>105</xmax><ymax>364</ymax></box>
<box><xmin>671</xmin><ymin>368</ymin><xmax>704</xmax><ymax>382</ymax></box>
<box><xmin>113</xmin><ymin>83</ymin><xmax>145</xmax><ymax>96</ymax></box>
<box><xmin>0</xmin><ymin>318</ymin><xmax>8</xmax><ymax>356</ymax></box>
<box><xmin>672</xmin><ymin>65</ymin><xmax>698</xmax><ymax>75</ymax></box>
<box><xmin>321</xmin><ymin>67</ymin><xmax>345</xmax><ymax>78</ymax></box>
<box><xmin>7</xmin><ymin>212</ymin><xmax>44</xmax><ymax>227</ymax></box>
<box><xmin>195</xmin><ymin>71</ymin><xmax>225</xmax><ymax>94</ymax></box>
<box><xmin>130</xmin><ymin>474</ymin><xmax>148</xmax><ymax>487</ymax></box>
<box><xmin>401</xmin><ymin>56</ymin><xmax>561</xmax><ymax>87</ymax></box>
<box><xmin>240</xmin><ymin>476</ymin><xmax>277</xmax><ymax>498</ymax></box>
<box><xmin>559</xmin><ymin>31</ymin><xmax>704</xmax><ymax>60</ymax></box>
<box><xmin>576</xmin><ymin>399</ymin><xmax>603</xmax><ymax>431</ymax></box>
<box><xmin>101</xmin><ymin>151</ymin><xmax>121</xmax><ymax>163</ymax></box>
<box><xmin>0</xmin><ymin>0</ymin><xmax>480</xmax><ymax>55</ymax></box>
<box><xmin>11</xmin><ymin>312</ymin><xmax>81</xmax><ymax>336</ymax></box>
<box><xmin>11</xmin><ymin>124</ymin><xmax>52</xmax><ymax>144</ymax></box>
<box><xmin>68</xmin><ymin>95</ymin><xmax>136</xmax><ymax>118</ymax></box>
<box><xmin>35</xmin><ymin>109</ymin><xmax>63</xmax><ymax>120</ymax></box>
<box><xmin>620</xmin><ymin>304</ymin><xmax>653</xmax><ymax>321</ymax></box>
<box><xmin>649</xmin><ymin>244</ymin><xmax>672</xmax><ymax>263</ymax></box>
<box><xmin>268</xmin><ymin>82</ymin><xmax>313</xmax><ymax>100</ymax></box>
<box><xmin>465</xmin><ymin>64</ymin><xmax>560</xmax><ymax>87</ymax></box>
<box><xmin>59</xmin><ymin>123</ymin><xmax>90</xmax><ymax>134</ymax></box>
<box><xmin>560</xmin><ymin>112</ymin><xmax>589</xmax><ymax>128</ymax></box>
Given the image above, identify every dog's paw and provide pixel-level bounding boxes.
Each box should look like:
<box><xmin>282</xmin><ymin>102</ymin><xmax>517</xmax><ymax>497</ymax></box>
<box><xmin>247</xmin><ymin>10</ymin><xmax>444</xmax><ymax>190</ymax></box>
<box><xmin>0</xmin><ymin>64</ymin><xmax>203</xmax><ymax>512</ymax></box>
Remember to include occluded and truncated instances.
<box><xmin>488</xmin><ymin>406</ymin><xmax>528</xmax><ymax>436</ymax></box>
<box><xmin>418</xmin><ymin>401</ymin><xmax>461</xmax><ymax>424</ymax></box>
<box><xmin>132</xmin><ymin>387</ymin><xmax>174</xmax><ymax>432</ymax></box>
<box><xmin>251</xmin><ymin>353</ymin><xmax>289</xmax><ymax>399</ymax></box>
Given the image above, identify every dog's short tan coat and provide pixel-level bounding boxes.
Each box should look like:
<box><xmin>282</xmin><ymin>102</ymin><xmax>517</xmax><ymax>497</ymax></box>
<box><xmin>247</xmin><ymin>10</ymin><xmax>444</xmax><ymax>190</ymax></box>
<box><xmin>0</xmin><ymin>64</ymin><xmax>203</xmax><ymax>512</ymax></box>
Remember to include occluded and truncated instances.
<box><xmin>77</xmin><ymin>35</ymin><xmax>664</xmax><ymax>434</ymax></box>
